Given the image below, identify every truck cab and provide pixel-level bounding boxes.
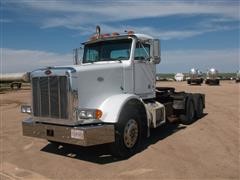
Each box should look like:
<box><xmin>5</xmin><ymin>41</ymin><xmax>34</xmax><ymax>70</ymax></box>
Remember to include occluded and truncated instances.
<box><xmin>22</xmin><ymin>27</ymin><xmax>205</xmax><ymax>158</ymax></box>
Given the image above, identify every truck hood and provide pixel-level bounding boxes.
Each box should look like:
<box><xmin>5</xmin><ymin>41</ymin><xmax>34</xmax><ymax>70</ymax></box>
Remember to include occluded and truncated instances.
<box><xmin>70</xmin><ymin>62</ymin><xmax>124</xmax><ymax>108</ymax></box>
<box><xmin>31</xmin><ymin>62</ymin><xmax>125</xmax><ymax>109</ymax></box>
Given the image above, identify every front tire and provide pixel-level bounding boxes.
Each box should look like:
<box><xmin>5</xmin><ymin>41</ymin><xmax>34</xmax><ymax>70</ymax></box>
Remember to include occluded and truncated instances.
<box><xmin>110</xmin><ymin>105</ymin><xmax>143</xmax><ymax>158</ymax></box>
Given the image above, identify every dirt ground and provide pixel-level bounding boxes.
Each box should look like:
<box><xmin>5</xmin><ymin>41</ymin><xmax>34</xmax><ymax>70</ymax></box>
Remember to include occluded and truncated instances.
<box><xmin>0</xmin><ymin>81</ymin><xmax>239</xmax><ymax>180</ymax></box>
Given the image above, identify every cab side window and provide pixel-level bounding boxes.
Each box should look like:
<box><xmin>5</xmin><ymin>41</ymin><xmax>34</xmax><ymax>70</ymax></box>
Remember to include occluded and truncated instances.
<box><xmin>134</xmin><ymin>42</ymin><xmax>150</xmax><ymax>60</ymax></box>
<box><xmin>85</xmin><ymin>48</ymin><xmax>99</xmax><ymax>62</ymax></box>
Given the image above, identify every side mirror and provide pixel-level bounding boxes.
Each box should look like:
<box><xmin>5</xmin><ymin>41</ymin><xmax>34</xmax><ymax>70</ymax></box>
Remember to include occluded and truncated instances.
<box><xmin>73</xmin><ymin>48</ymin><xmax>79</xmax><ymax>65</ymax></box>
<box><xmin>152</xmin><ymin>39</ymin><xmax>161</xmax><ymax>64</ymax></box>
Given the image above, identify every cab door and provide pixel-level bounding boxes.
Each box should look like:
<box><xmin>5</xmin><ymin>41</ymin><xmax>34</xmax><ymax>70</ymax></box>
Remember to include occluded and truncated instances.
<box><xmin>134</xmin><ymin>42</ymin><xmax>155</xmax><ymax>99</ymax></box>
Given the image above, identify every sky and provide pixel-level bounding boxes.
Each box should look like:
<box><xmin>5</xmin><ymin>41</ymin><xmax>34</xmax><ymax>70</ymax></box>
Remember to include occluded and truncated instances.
<box><xmin>0</xmin><ymin>0</ymin><xmax>239</xmax><ymax>73</ymax></box>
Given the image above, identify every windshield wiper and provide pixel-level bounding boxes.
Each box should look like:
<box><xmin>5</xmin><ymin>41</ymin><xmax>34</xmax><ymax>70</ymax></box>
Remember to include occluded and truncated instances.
<box><xmin>114</xmin><ymin>58</ymin><xmax>123</xmax><ymax>63</ymax></box>
<box><xmin>112</xmin><ymin>57</ymin><xmax>128</xmax><ymax>62</ymax></box>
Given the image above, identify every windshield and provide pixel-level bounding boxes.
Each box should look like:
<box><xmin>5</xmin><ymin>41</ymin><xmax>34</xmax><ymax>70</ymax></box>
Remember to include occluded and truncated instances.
<box><xmin>83</xmin><ymin>39</ymin><xmax>132</xmax><ymax>63</ymax></box>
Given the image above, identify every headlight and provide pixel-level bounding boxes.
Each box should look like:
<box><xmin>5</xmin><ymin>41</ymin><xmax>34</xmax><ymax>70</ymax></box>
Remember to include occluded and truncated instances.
<box><xmin>86</xmin><ymin>111</ymin><xmax>94</xmax><ymax>118</ymax></box>
<box><xmin>79</xmin><ymin>110</ymin><xmax>87</xmax><ymax>119</ymax></box>
<box><xmin>77</xmin><ymin>109</ymin><xmax>102</xmax><ymax>120</ymax></box>
<box><xmin>21</xmin><ymin>105</ymin><xmax>32</xmax><ymax>114</ymax></box>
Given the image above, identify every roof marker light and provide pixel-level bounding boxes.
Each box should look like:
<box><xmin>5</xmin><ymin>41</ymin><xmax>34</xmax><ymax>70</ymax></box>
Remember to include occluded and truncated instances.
<box><xmin>102</xmin><ymin>33</ymin><xmax>111</xmax><ymax>38</ymax></box>
<box><xmin>112</xmin><ymin>32</ymin><xmax>120</xmax><ymax>36</ymax></box>
<box><xmin>127</xmin><ymin>31</ymin><xmax>134</xmax><ymax>35</ymax></box>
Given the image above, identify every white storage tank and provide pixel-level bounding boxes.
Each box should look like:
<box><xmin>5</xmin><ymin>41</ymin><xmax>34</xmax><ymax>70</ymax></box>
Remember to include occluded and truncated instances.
<box><xmin>205</xmin><ymin>68</ymin><xmax>220</xmax><ymax>85</ymax></box>
<box><xmin>174</xmin><ymin>73</ymin><xmax>184</xmax><ymax>81</ymax></box>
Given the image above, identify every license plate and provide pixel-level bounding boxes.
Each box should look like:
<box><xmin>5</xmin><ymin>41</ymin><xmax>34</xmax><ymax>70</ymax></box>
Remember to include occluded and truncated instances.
<box><xmin>71</xmin><ymin>129</ymin><xmax>84</xmax><ymax>140</ymax></box>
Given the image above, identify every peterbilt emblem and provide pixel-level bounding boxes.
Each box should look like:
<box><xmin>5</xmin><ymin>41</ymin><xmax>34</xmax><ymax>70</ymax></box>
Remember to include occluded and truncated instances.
<box><xmin>97</xmin><ymin>77</ymin><xmax>104</xmax><ymax>82</ymax></box>
<box><xmin>45</xmin><ymin>69</ymin><xmax>52</xmax><ymax>75</ymax></box>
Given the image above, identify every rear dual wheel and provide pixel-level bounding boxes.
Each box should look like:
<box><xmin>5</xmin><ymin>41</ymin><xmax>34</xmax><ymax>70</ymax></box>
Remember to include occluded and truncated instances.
<box><xmin>180</xmin><ymin>96</ymin><xmax>195</xmax><ymax>125</ymax></box>
<box><xmin>196</xmin><ymin>96</ymin><xmax>204</xmax><ymax>118</ymax></box>
<box><xmin>180</xmin><ymin>95</ymin><xmax>203</xmax><ymax>125</ymax></box>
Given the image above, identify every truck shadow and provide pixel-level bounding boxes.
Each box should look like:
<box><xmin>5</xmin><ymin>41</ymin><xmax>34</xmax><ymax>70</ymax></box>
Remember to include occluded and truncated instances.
<box><xmin>41</xmin><ymin>113</ymin><xmax>207</xmax><ymax>164</ymax></box>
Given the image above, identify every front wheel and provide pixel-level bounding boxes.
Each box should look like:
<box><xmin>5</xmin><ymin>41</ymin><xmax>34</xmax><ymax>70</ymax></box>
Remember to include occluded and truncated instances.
<box><xmin>123</xmin><ymin>119</ymin><xmax>139</xmax><ymax>149</ymax></box>
<box><xmin>109</xmin><ymin>106</ymin><xmax>143</xmax><ymax>158</ymax></box>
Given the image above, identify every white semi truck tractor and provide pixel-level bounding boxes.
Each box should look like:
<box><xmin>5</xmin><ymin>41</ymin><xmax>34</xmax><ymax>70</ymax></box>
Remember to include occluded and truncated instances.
<box><xmin>21</xmin><ymin>27</ymin><xmax>205</xmax><ymax>158</ymax></box>
<box><xmin>205</xmin><ymin>68</ymin><xmax>220</xmax><ymax>85</ymax></box>
<box><xmin>186</xmin><ymin>68</ymin><xmax>204</xmax><ymax>85</ymax></box>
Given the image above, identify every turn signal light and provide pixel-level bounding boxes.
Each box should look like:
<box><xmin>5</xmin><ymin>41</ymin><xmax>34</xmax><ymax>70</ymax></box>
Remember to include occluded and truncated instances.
<box><xmin>95</xmin><ymin>109</ymin><xmax>102</xmax><ymax>119</ymax></box>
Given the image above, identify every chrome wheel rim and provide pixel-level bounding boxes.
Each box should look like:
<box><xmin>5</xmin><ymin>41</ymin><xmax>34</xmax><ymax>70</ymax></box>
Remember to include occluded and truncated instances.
<box><xmin>123</xmin><ymin>119</ymin><xmax>138</xmax><ymax>148</ymax></box>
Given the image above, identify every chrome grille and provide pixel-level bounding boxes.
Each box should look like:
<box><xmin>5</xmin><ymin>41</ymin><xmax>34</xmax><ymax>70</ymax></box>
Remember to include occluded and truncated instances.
<box><xmin>32</xmin><ymin>76</ymin><xmax>69</xmax><ymax>119</ymax></box>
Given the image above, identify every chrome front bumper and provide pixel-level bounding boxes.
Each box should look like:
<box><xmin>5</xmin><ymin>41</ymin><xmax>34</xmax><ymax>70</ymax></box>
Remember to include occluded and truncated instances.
<box><xmin>22</xmin><ymin>118</ymin><xmax>115</xmax><ymax>146</ymax></box>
